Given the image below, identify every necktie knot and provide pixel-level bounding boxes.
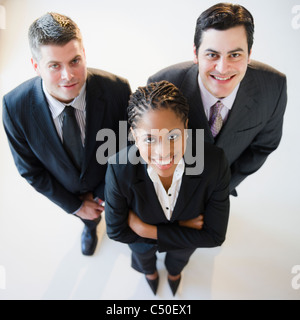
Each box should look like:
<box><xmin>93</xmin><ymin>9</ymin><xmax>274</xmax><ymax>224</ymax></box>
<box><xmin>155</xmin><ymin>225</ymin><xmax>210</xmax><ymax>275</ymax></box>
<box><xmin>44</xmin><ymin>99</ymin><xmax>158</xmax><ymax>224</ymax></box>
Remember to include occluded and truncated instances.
<box><xmin>214</xmin><ymin>101</ymin><xmax>224</xmax><ymax>113</ymax></box>
<box><xmin>64</xmin><ymin>105</ymin><xmax>76</xmax><ymax>116</ymax></box>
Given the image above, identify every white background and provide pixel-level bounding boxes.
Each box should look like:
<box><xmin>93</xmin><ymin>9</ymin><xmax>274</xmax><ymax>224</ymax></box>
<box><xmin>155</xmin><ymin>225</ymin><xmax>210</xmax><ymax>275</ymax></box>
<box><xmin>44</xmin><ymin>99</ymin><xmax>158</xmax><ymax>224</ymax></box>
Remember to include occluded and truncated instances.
<box><xmin>0</xmin><ymin>0</ymin><xmax>300</xmax><ymax>300</ymax></box>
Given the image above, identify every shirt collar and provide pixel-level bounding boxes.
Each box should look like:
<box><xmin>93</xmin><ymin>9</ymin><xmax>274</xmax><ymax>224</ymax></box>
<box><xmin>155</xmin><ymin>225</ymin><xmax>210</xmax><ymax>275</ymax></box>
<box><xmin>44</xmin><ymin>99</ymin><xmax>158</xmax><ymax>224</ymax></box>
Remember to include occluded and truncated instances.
<box><xmin>147</xmin><ymin>158</ymin><xmax>185</xmax><ymax>185</ymax></box>
<box><xmin>198</xmin><ymin>74</ymin><xmax>240</xmax><ymax>111</ymax></box>
<box><xmin>43</xmin><ymin>81</ymin><xmax>87</xmax><ymax>120</ymax></box>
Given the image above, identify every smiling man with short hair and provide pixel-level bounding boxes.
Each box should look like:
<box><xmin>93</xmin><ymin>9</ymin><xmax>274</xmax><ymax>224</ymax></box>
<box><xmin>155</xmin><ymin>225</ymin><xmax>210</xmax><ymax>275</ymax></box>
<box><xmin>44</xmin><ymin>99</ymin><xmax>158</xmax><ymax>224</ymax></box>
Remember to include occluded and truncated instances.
<box><xmin>148</xmin><ymin>3</ymin><xmax>287</xmax><ymax>195</ymax></box>
<box><xmin>2</xmin><ymin>13</ymin><xmax>131</xmax><ymax>256</ymax></box>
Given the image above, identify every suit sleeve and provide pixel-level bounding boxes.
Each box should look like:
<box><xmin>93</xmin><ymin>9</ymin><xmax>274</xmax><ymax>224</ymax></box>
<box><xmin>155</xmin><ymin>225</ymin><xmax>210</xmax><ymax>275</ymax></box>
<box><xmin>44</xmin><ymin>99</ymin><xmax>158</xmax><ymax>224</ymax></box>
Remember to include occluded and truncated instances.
<box><xmin>93</xmin><ymin>79</ymin><xmax>132</xmax><ymax>201</ymax></box>
<box><xmin>2</xmin><ymin>99</ymin><xmax>82</xmax><ymax>213</ymax></box>
<box><xmin>105</xmin><ymin>163</ymin><xmax>145</xmax><ymax>244</ymax></box>
<box><xmin>229</xmin><ymin>75</ymin><xmax>287</xmax><ymax>192</ymax></box>
<box><xmin>157</xmin><ymin>152</ymin><xmax>230</xmax><ymax>252</ymax></box>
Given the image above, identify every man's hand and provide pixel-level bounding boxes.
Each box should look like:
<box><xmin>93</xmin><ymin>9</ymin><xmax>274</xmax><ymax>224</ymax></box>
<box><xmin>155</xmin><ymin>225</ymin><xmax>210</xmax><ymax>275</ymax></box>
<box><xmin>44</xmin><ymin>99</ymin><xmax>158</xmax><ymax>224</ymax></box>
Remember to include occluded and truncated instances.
<box><xmin>75</xmin><ymin>193</ymin><xmax>104</xmax><ymax>221</ymax></box>
<box><xmin>179</xmin><ymin>214</ymin><xmax>204</xmax><ymax>230</ymax></box>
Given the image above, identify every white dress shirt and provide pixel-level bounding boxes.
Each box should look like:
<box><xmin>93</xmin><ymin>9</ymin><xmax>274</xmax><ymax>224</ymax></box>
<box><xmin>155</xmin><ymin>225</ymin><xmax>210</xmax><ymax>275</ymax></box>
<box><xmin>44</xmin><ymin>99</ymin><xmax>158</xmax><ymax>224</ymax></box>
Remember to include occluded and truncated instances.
<box><xmin>198</xmin><ymin>75</ymin><xmax>240</xmax><ymax>123</ymax></box>
<box><xmin>43</xmin><ymin>82</ymin><xmax>87</xmax><ymax>146</ymax></box>
<box><xmin>147</xmin><ymin>158</ymin><xmax>185</xmax><ymax>221</ymax></box>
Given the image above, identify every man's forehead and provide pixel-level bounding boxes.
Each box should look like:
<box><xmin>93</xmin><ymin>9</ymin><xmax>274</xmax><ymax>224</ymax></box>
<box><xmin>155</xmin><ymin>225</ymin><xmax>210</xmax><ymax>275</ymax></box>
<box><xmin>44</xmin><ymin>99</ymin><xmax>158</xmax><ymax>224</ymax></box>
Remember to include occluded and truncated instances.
<box><xmin>200</xmin><ymin>26</ymin><xmax>248</xmax><ymax>50</ymax></box>
<box><xmin>39</xmin><ymin>40</ymin><xmax>84</xmax><ymax>61</ymax></box>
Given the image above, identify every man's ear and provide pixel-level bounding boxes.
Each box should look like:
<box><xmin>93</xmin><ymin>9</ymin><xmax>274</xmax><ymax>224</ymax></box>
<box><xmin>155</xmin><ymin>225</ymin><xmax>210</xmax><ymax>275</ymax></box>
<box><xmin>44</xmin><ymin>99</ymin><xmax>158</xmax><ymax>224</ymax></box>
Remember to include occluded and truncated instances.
<box><xmin>193</xmin><ymin>45</ymin><xmax>198</xmax><ymax>64</ymax></box>
<box><xmin>248</xmin><ymin>49</ymin><xmax>252</xmax><ymax>64</ymax></box>
<box><xmin>31</xmin><ymin>58</ymin><xmax>40</xmax><ymax>76</ymax></box>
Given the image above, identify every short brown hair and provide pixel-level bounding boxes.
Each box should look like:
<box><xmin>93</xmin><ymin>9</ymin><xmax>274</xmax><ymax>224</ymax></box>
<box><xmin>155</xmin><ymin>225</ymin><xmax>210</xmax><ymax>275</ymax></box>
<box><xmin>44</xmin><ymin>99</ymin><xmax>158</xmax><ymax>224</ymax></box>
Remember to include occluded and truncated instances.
<box><xmin>28</xmin><ymin>13</ymin><xmax>83</xmax><ymax>61</ymax></box>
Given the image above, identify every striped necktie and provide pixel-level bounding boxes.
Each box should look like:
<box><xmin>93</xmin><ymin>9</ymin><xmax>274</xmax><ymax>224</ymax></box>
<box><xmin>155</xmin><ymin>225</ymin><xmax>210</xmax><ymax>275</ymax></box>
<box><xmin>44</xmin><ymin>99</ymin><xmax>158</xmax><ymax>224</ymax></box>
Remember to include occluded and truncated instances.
<box><xmin>209</xmin><ymin>101</ymin><xmax>224</xmax><ymax>138</ymax></box>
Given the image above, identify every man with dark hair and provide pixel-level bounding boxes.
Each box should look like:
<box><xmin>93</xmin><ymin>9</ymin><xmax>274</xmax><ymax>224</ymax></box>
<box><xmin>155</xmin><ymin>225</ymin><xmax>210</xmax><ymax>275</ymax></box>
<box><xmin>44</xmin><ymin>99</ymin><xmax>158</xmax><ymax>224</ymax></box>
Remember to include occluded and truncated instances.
<box><xmin>148</xmin><ymin>3</ymin><xmax>287</xmax><ymax>195</ymax></box>
<box><xmin>2</xmin><ymin>13</ymin><xmax>131</xmax><ymax>255</ymax></box>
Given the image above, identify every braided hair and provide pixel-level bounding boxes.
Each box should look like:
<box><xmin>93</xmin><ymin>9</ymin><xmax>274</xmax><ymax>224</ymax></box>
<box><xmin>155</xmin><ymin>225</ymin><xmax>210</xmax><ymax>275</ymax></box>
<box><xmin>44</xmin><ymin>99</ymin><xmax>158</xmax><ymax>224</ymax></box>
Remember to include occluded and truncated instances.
<box><xmin>128</xmin><ymin>81</ymin><xmax>189</xmax><ymax>131</ymax></box>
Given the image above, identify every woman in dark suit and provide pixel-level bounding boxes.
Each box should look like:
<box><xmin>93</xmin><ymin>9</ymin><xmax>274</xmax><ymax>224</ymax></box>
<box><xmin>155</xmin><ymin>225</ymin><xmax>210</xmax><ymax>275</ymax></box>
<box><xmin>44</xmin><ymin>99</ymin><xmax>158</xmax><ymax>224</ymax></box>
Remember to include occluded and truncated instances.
<box><xmin>105</xmin><ymin>81</ymin><xmax>230</xmax><ymax>296</ymax></box>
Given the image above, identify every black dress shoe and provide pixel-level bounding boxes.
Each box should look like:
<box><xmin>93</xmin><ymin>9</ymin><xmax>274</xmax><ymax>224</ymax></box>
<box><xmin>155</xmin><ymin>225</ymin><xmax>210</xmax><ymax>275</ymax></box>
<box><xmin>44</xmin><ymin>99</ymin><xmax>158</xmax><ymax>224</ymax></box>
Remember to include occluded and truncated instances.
<box><xmin>145</xmin><ymin>275</ymin><xmax>159</xmax><ymax>295</ymax></box>
<box><xmin>168</xmin><ymin>275</ymin><xmax>181</xmax><ymax>296</ymax></box>
<box><xmin>81</xmin><ymin>226</ymin><xmax>98</xmax><ymax>256</ymax></box>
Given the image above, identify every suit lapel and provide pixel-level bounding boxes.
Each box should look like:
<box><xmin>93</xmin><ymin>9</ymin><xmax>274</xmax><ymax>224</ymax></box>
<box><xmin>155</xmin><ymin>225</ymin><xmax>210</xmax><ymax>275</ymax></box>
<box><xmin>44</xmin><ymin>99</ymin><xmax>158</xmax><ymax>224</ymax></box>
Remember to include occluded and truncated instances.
<box><xmin>130</xmin><ymin>149</ymin><xmax>203</xmax><ymax>223</ymax></box>
<box><xmin>180</xmin><ymin>64</ymin><xmax>214</xmax><ymax>144</ymax></box>
<box><xmin>171</xmin><ymin>167</ymin><xmax>203</xmax><ymax>222</ymax></box>
<box><xmin>82</xmin><ymin>71</ymin><xmax>106</xmax><ymax>176</ymax></box>
<box><xmin>31</xmin><ymin>78</ymin><xmax>75</xmax><ymax>168</ymax></box>
<box><xmin>216</xmin><ymin>66</ymin><xmax>260</xmax><ymax>147</ymax></box>
<box><xmin>131</xmin><ymin>161</ymin><xmax>169</xmax><ymax>223</ymax></box>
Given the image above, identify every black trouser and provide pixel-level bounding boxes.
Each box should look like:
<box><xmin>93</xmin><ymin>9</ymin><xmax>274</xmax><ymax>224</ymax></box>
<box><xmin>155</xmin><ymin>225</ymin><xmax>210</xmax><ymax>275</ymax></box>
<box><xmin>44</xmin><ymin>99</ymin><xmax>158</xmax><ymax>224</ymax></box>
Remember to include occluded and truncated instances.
<box><xmin>129</xmin><ymin>243</ymin><xmax>196</xmax><ymax>276</ymax></box>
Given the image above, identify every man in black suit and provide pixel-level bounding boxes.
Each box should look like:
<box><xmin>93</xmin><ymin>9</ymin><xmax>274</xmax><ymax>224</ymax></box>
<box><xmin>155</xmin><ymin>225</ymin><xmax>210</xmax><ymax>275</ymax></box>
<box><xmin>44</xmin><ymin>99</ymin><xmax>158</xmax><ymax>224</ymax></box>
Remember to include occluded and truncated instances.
<box><xmin>2</xmin><ymin>13</ymin><xmax>131</xmax><ymax>255</ymax></box>
<box><xmin>148</xmin><ymin>3</ymin><xmax>287</xmax><ymax>195</ymax></box>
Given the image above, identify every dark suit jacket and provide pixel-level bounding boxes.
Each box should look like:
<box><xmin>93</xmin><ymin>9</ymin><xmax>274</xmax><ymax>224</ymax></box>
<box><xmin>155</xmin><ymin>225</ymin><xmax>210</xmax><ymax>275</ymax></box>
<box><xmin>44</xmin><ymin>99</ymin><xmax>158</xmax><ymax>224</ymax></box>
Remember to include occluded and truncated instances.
<box><xmin>105</xmin><ymin>144</ymin><xmax>230</xmax><ymax>253</ymax></box>
<box><xmin>148</xmin><ymin>61</ymin><xmax>287</xmax><ymax>193</ymax></box>
<box><xmin>2</xmin><ymin>68</ymin><xmax>131</xmax><ymax>213</ymax></box>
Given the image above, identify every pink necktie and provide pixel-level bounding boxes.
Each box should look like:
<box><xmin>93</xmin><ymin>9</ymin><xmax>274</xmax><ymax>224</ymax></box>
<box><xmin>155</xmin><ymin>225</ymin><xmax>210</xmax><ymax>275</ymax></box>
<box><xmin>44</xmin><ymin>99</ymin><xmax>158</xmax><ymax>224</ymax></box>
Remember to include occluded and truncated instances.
<box><xmin>209</xmin><ymin>101</ymin><xmax>224</xmax><ymax>138</ymax></box>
